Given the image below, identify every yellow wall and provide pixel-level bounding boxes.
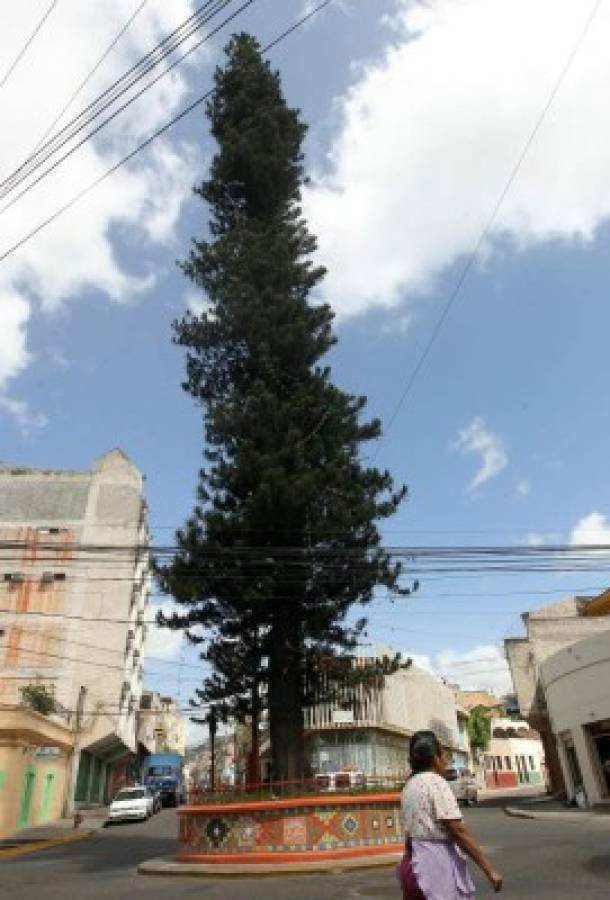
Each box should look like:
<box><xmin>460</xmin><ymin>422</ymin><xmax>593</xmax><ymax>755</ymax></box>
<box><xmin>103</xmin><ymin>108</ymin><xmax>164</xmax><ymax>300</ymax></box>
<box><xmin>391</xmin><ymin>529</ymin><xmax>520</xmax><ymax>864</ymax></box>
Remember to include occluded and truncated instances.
<box><xmin>0</xmin><ymin>745</ymin><xmax>70</xmax><ymax>839</ymax></box>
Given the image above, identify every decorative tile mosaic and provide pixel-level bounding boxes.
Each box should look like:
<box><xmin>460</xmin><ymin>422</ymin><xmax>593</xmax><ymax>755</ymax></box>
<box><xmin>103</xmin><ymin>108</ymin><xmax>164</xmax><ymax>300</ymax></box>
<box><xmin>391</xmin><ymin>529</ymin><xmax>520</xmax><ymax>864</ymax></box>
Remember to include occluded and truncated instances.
<box><xmin>283</xmin><ymin>816</ymin><xmax>307</xmax><ymax>846</ymax></box>
<box><xmin>179</xmin><ymin>799</ymin><xmax>403</xmax><ymax>856</ymax></box>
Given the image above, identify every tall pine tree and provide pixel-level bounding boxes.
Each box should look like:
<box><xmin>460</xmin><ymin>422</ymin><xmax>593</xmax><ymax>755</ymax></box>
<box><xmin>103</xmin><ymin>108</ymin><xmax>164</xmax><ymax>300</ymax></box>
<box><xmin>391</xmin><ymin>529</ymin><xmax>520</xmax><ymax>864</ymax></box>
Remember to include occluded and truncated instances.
<box><xmin>158</xmin><ymin>34</ymin><xmax>407</xmax><ymax>780</ymax></box>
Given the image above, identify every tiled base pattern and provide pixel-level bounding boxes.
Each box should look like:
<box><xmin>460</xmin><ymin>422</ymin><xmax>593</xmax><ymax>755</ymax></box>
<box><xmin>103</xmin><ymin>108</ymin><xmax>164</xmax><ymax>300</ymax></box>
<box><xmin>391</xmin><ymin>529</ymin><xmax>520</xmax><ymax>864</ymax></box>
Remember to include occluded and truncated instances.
<box><xmin>178</xmin><ymin>800</ymin><xmax>403</xmax><ymax>856</ymax></box>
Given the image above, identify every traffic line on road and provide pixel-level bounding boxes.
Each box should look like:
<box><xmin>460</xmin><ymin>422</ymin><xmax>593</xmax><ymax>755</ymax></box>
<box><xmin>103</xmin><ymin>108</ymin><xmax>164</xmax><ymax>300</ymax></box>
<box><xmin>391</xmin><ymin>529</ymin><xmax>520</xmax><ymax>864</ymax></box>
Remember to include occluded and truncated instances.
<box><xmin>0</xmin><ymin>829</ymin><xmax>95</xmax><ymax>860</ymax></box>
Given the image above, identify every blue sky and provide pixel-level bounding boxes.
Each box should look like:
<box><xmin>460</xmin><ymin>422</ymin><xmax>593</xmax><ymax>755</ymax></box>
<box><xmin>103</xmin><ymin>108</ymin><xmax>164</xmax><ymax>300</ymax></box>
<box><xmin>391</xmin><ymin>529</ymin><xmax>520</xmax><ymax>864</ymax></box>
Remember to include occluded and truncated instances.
<box><xmin>2</xmin><ymin>0</ymin><xmax>610</xmax><ymax>742</ymax></box>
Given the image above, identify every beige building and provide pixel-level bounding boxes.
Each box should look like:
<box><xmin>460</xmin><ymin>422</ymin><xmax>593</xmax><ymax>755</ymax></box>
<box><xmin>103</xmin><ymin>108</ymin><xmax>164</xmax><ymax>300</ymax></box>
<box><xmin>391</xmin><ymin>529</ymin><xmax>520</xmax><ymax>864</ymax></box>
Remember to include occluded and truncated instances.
<box><xmin>0</xmin><ymin>450</ymin><xmax>150</xmax><ymax>822</ymax></box>
<box><xmin>505</xmin><ymin>593</ymin><xmax>610</xmax><ymax>793</ymax></box>
<box><xmin>0</xmin><ymin>705</ymin><xmax>74</xmax><ymax>839</ymax></box>
<box><xmin>305</xmin><ymin>649</ymin><xmax>462</xmax><ymax>777</ymax></box>
<box><xmin>540</xmin><ymin>629</ymin><xmax>610</xmax><ymax>806</ymax></box>
<box><xmin>138</xmin><ymin>691</ymin><xmax>187</xmax><ymax>758</ymax></box>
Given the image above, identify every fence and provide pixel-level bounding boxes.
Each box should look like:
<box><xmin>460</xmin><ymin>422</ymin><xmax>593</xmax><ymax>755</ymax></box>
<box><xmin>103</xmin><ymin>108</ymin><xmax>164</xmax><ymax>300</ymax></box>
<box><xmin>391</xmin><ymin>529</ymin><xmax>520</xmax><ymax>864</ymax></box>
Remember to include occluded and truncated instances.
<box><xmin>186</xmin><ymin>773</ymin><xmax>407</xmax><ymax>805</ymax></box>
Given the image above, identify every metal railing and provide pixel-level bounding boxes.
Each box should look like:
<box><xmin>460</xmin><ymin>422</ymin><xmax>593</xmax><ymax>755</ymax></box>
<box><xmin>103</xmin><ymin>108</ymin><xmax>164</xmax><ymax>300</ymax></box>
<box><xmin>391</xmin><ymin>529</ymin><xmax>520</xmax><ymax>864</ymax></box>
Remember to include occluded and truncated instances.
<box><xmin>186</xmin><ymin>773</ymin><xmax>406</xmax><ymax>805</ymax></box>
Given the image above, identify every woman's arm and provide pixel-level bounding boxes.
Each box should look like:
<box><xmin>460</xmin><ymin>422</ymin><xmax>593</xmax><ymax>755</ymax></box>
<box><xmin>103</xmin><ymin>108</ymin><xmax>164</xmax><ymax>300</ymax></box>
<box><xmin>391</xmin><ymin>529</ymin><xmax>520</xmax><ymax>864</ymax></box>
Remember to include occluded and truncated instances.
<box><xmin>442</xmin><ymin>819</ymin><xmax>503</xmax><ymax>892</ymax></box>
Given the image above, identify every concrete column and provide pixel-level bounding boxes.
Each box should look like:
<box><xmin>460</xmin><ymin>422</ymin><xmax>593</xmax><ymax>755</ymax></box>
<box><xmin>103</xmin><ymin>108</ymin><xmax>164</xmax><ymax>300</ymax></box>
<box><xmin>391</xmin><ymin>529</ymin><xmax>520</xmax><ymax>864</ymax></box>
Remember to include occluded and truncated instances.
<box><xmin>573</xmin><ymin>726</ymin><xmax>602</xmax><ymax>806</ymax></box>
<box><xmin>555</xmin><ymin>739</ymin><xmax>574</xmax><ymax>801</ymax></box>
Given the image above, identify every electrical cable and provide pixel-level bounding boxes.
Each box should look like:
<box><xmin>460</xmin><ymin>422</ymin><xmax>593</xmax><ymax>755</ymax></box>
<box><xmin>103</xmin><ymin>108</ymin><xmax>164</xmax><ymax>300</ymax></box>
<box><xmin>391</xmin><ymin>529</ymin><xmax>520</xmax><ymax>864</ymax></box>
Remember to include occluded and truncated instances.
<box><xmin>0</xmin><ymin>0</ymin><xmax>337</xmax><ymax>264</ymax></box>
<box><xmin>0</xmin><ymin>0</ymin><xmax>251</xmax><ymax>215</ymax></box>
<box><xmin>29</xmin><ymin>0</ymin><xmax>151</xmax><ymax>159</ymax></box>
<box><xmin>372</xmin><ymin>0</ymin><xmax>605</xmax><ymax>456</ymax></box>
<box><xmin>0</xmin><ymin>0</ymin><xmax>238</xmax><ymax>199</ymax></box>
<box><xmin>0</xmin><ymin>0</ymin><xmax>60</xmax><ymax>92</ymax></box>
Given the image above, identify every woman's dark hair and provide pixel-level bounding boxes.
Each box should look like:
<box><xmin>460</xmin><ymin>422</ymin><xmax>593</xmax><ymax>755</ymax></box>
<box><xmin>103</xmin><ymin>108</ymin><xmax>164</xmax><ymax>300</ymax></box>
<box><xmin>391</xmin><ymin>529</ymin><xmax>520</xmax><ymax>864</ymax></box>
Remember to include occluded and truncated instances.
<box><xmin>409</xmin><ymin>730</ymin><xmax>443</xmax><ymax>774</ymax></box>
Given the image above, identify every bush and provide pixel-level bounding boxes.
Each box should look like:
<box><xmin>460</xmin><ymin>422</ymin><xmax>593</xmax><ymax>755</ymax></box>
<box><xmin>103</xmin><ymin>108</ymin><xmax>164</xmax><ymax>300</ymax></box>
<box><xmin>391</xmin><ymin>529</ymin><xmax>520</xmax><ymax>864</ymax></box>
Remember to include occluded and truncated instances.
<box><xmin>22</xmin><ymin>683</ymin><xmax>56</xmax><ymax>716</ymax></box>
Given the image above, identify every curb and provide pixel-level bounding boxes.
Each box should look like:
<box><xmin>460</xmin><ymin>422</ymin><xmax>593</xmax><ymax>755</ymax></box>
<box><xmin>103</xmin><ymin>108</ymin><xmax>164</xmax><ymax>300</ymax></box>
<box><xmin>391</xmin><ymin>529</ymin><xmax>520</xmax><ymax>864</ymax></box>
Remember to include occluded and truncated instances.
<box><xmin>0</xmin><ymin>829</ymin><xmax>95</xmax><ymax>860</ymax></box>
<box><xmin>504</xmin><ymin>806</ymin><xmax>610</xmax><ymax>824</ymax></box>
<box><xmin>139</xmin><ymin>853</ymin><xmax>402</xmax><ymax>878</ymax></box>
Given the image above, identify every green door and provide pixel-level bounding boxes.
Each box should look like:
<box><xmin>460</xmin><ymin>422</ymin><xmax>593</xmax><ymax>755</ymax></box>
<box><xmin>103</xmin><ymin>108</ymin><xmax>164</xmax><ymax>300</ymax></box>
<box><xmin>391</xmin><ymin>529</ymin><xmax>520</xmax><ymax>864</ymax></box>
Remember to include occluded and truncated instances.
<box><xmin>19</xmin><ymin>769</ymin><xmax>36</xmax><ymax>829</ymax></box>
<box><xmin>75</xmin><ymin>751</ymin><xmax>92</xmax><ymax>802</ymax></box>
<box><xmin>40</xmin><ymin>772</ymin><xmax>55</xmax><ymax>823</ymax></box>
<box><xmin>91</xmin><ymin>757</ymin><xmax>102</xmax><ymax>803</ymax></box>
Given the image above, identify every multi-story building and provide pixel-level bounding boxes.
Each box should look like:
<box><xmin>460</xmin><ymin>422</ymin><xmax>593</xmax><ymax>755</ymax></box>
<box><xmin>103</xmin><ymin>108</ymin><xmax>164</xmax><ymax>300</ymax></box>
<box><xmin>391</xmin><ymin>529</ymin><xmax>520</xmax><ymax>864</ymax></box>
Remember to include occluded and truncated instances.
<box><xmin>504</xmin><ymin>593</ymin><xmax>610</xmax><ymax>793</ymax></box>
<box><xmin>138</xmin><ymin>691</ymin><xmax>187</xmax><ymax>759</ymax></box>
<box><xmin>0</xmin><ymin>449</ymin><xmax>150</xmax><ymax>825</ymax></box>
<box><xmin>539</xmin><ymin>625</ymin><xmax>610</xmax><ymax>807</ymax></box>
<box><xmin>305</xmin><ymin>648</ymin><xmax>461</xmax><ymax>778</ymax></box>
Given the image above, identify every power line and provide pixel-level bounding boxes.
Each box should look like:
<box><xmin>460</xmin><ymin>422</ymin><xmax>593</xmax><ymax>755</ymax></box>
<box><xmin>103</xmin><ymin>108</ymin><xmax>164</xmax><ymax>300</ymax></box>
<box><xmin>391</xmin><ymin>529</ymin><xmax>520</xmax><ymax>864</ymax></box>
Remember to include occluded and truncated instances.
<box><xmin>0</xmin><ymin>0</ymin><xmax>60</xmax><ymax>92</ymax></box>
<box><xmin>0</xmin><ymin>641</ymin><xmax>206</xmax><ymax>680</ymax></box>
<box><xmin>0</xmin><ymin>0</ymin><xmax>237</xmax><ymax>199</ymax></box>
<box><xmin>0</xmin><ymin>0</ymin><xmax>336</xmax><ymax>264</ymax></box>
<box><xmin>374</xmin><ymin>0</ymin><xmax>605</xmax><ymax>453</ymax></box>
<box><xmin>0</xmin><ymin>0</ymin><xmax>250</xmax><ymax>215</ymax></box>
<box><xmin>29</xmin><ymin>0</ymin><xmax>151</xmax><ymax>158</ymax></box>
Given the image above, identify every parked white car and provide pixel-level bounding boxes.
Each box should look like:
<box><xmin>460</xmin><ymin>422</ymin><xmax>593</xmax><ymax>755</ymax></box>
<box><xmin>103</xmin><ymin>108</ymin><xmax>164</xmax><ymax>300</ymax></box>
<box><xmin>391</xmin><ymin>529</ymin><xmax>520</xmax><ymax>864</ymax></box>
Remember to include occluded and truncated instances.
<box><xmin>106</xmin><ymin>787</ymin><xmax>153</xmax><ymax>824</ymax></box>
<box><xmin>445</xmin><ymin>768</ymin><xmax>478</xmax><ymax>805</ymax></box>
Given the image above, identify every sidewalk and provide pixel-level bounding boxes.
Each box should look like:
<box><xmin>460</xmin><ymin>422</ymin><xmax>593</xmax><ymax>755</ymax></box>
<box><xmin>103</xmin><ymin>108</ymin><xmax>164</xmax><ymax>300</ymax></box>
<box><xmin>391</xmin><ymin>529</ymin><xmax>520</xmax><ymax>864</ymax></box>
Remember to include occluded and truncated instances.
<box><xmin>478</xmin><ymin>784</ymin><xmax>546</xmax><ymax>803</ymax></box>
<box><xmin>0</xmin><ymin>807</ymin><xmax>107</xmax><ymax>859</ymax></box>
<box><xmin>504</xmin><ymin>796</ymin><xmax>610</xmax><ymax>825</ymax></box>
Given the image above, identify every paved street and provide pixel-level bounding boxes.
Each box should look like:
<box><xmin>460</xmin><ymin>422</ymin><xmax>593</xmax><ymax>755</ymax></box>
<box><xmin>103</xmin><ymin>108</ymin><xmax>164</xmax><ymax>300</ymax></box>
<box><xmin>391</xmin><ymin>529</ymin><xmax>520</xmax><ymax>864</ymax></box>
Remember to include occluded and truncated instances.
<box><xmin>1</xmin><ymin>805</ymin><xmax>609</xmax><ymax>899</ymax></box>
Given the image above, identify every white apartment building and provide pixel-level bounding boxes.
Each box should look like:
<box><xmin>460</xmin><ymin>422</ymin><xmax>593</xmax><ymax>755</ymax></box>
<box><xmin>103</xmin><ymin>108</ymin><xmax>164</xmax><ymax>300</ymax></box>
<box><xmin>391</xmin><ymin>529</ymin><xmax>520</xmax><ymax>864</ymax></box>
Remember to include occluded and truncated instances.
<box><xmin>540</xmin><ymin>628</ymin><xmax>610</xmax><ymax>806</ymax></box>
<box><xmin>0</xmin><ymin>450</ymin><xmax>150</xmax><ymax>810</ymax></box>
<box><xmin>305</xmin><ymin>649</ymin><xmax>461</xmax><ymax>778</ymax></box>
<box><xmin>505</xmin><ymin>594</ymin><xmax>610</xmax><ymax>794</ymax></box>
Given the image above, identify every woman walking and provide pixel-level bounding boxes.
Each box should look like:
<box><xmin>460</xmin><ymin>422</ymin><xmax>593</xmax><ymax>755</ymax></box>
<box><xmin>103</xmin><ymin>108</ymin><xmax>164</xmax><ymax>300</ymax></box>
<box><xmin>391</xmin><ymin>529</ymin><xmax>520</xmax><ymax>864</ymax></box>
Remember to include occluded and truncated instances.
<box><xmin>399</xmin><ymin>730</ymin><xmax>503</xmax><ymax>899</ymax></box>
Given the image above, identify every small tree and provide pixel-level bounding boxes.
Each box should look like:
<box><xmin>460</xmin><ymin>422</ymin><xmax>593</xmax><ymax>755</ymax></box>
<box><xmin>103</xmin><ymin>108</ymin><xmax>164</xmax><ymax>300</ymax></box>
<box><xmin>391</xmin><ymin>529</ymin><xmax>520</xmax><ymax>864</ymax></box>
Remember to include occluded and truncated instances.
<box><xmin>21</xmin><ymin>683</ymin><xmax>56</xmax><ymax>716</ymax></box>
<box><xmin>467</xmin><ymin>706</ymin><xmax>491</xmax><ymax>765</ymax></box>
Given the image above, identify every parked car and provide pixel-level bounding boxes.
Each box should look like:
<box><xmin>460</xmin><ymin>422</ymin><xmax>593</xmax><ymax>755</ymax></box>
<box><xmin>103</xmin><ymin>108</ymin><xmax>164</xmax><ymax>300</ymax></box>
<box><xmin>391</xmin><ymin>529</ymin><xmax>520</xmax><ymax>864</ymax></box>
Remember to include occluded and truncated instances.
<box><xmin>106</xmin><ymin>787</ymin><xmax>153</xmax><ymax>824</ymax></box>
<box><xmin>145</xmin><ymin>785</ymin><xmax>162</xmax><ymax>814</ymax></box>
<box><xmin>445</xmin><ymin>768</ymin><xmax>478</xmax><ymax>805</ymax></box>
<box><xmin>314</xmin><ymin>771</ymin><xmax>365</xmax><ymax>791</ymax></box>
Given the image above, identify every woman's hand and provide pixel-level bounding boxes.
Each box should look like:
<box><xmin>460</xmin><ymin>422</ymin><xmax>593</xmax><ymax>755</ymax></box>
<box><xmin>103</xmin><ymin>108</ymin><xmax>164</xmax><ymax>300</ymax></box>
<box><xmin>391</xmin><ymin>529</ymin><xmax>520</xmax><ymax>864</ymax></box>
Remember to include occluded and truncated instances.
<box><xmin>442</xmin><ymin>819</ymin><xmax>503</xmax><ymax>892</ymax></box>
<box><xmin>486</xmin><ymin>868</ymin><xmax>503</xmax><ymax>892</ymax></box>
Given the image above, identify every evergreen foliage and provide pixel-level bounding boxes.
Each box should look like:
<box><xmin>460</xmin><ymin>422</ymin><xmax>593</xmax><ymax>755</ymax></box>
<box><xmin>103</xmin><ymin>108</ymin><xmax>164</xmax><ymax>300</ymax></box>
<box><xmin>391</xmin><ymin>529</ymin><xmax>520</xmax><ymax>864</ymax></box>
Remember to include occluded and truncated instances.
<box><xmin>157</xmin><ymin>34</ymin><xmax>408</xmax><ymax>779</ymax></box>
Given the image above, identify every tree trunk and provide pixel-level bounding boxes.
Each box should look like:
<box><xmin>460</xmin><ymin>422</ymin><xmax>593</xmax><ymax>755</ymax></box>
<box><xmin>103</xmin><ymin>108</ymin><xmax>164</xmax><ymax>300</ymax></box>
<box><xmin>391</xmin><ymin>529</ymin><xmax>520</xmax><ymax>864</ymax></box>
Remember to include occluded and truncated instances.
<box><xmin>269</xmin><ymin>623</ymin><xmax>305</xmax><ymax>783</ymax></box>
<box><xmin>247</xmin><ymin>682</ymin><xmax>260</xmax><ymax>786</ymax></box>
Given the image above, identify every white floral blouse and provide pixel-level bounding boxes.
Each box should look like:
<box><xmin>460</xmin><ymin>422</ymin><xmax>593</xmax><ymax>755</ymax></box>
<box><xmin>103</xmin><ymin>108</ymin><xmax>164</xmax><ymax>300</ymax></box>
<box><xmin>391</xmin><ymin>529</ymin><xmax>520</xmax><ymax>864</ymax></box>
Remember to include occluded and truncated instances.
<box><xmin>401</xmin><ymin>772</ymin><xmax>462</xmax><ymax>841</ymax></box>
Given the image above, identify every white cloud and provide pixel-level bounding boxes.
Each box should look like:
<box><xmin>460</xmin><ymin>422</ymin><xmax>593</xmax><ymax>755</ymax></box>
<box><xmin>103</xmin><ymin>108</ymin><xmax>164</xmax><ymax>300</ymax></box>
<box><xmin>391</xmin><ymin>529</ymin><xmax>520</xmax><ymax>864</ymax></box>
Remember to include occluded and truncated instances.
<box><xmin>305</xmin><ymin>0</ymin><xmax>610</xmax><ymax>317</ymax></box>
<box><xmin>407</xmin><ymin>644</ymin><xmax>512</xmax><ymax>696</ymax></box>
<box><xmin>515</xmin><ymin>479</ymin><xmax>531</xmax><ymax>498</ymax></box>
<box><xmin>0</xmin><ymin>396</ymin><xmax>47</xmax><ymax>433</ymax></box>
<box><xmin>381</xmin><ymin>312</ymin><xmax>413</xmax><ymax>336</ymax></box>
<box><xmin>436</xmin><ymin>644</ymin><xmax>512</xmax><ymax>695</ymax></box>
<box><xmin>452</xmin><ymin>416</ymin><xmax>507</xmax><ymax>491</ymax></box>
<box><xmin>184</xmin><ymin>287</ymin><xmax>211</xmax><ymax>317</ymax></box>
<box><xmin>144</xmin><ymin>600</ymin><xmax>185</xmax><ymax>662</ymax></box>
<box><xmin>0</xmin><ymin>1</ymin><xmax>201</xmax><ymax>390</ymax></box>
<box><xmin>569</xmin><ymin>512</ymin><xmax>610</xmax><ymax>547</ymax></box>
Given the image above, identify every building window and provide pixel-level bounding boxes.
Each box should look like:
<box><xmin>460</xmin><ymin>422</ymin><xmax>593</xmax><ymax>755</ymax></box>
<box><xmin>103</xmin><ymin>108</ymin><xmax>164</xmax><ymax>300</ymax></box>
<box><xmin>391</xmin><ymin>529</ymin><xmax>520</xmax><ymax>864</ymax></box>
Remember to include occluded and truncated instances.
<box><xmin>504</xmin><ymin>756</ymin><xmax>512</xmax><ymax>770</ymax></box>
<box><xmin>495</xmin><ymin>756</ymin><xmax>503</xmax><ymax>770</ymax></box>
<box><xmin>529</xmin><ymin>755</ymin><xmax>535</xmax><ymax>771</ymax></box>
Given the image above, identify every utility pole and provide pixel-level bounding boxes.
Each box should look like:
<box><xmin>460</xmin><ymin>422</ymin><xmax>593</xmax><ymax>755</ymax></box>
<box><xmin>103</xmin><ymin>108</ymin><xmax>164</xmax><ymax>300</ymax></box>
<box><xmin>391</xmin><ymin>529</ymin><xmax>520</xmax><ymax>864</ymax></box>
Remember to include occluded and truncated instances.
<box><xmin>206</xmin><ymin>706</ymin><xmax>218</xmax><ymax>791</ymax></box>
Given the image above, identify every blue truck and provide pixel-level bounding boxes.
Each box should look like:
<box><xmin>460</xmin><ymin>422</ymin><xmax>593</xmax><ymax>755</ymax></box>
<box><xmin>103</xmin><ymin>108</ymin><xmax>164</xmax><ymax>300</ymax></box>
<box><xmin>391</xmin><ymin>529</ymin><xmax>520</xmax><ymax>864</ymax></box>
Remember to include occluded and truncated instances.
<box><xmin>142</xmin><ymin>752</ymin><xmax>184</xmax><ymax>807</ymax></box>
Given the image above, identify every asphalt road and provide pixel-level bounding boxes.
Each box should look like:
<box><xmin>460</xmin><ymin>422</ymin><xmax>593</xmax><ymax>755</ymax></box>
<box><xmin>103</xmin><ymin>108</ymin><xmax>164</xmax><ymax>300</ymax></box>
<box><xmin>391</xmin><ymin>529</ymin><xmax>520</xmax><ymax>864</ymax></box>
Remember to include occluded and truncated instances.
<box><xmin>1</xmin><ymin>805</ymin><xmax>609</xmax><ymax>899</ymax></box>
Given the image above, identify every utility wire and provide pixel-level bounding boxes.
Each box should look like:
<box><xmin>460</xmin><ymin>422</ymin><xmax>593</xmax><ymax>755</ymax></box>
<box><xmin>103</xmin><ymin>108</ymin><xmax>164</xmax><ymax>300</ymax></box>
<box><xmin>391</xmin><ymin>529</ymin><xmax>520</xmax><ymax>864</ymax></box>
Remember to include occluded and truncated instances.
<box><xmin>29</xmin><ymin>0</ymin><xmax>150</xmax><ymax>158</ymax></box>
<box><xmin>374</xmin><ymin>0</ymin><xmax>605</xmax><ymax>454</ymax></box>
<box><xmin>0</xmin><ymin>0</ymin><xmax>233</xmax><ymax>198</ymax></box>
<box><xmin>0</xmin><ymin>0</ymin><xmax>249</xmax><ymax>215</ymax></box>
<box><xmin>0</xmin><ymin>0</ymin><xmax>60</xmax><ymax>92</ymax></box>
<box><xmin>0</xmin><ymin>0</ymin><xmax>336</xmax><ymax>264</ymax></box>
